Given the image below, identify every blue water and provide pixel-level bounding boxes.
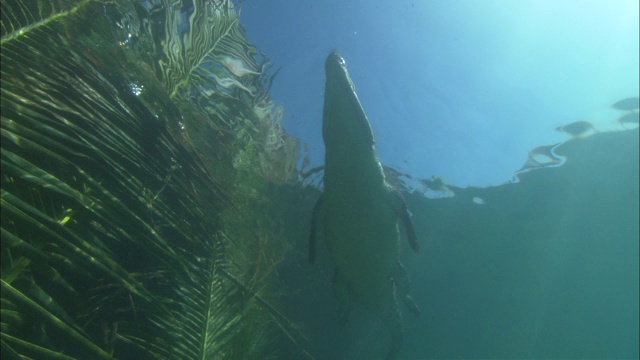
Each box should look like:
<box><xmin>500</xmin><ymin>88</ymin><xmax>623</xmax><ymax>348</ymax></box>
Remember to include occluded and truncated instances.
<box><xmin>278</xmin><ymin>129</ymin><xmax>638</xmax><ymax>359</ymax></box>
<box><xmin>240</xmin><ymin>0</ymin><xmax>639</xmax><ymax>188</ymax></box>
<box><xmin>237</xmin><ymin>1</ymin><xmax>639</xmax><ymax>359</ymax></box>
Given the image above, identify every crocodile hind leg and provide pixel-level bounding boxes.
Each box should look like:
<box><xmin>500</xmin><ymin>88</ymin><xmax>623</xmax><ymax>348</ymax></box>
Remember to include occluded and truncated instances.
<box><xmin>392</xmin><ymin>261</ymin><xmax>420</xmax><ymax>317</ymax></box>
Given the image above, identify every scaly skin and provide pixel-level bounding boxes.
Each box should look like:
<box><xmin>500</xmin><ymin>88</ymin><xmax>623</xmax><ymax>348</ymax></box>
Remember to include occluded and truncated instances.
<box><xmin>309</xmin><ymin>52</ymin><xmax>420</xmax><ymax>360</ymax></box>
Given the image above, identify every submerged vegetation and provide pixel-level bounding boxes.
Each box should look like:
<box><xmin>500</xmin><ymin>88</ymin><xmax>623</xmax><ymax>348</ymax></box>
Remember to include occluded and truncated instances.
<box><xmin>1</xmin><ymin>0</ymin><xmax>307</xmax><ymax>358</ymax></box>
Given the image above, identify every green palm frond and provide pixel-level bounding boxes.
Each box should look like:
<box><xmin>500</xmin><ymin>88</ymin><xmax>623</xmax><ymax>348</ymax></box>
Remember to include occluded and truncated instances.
<box><xmin>2</xmin><ymin>0</ymin><xmax>309</xmax><ymax>359</ymax></box>
<box><xmin>1</xmin><ymin>280</ymin><xmax>113</xmax><ymax>359</ymax></box>
<box><xmin>0</xmin><ymin>0</ymin><xmax>97</xmax><ymax>43</ymax></box>
<box><xmin>147</xmin><ymin>0</ymin><xmax>273</xmax><ymax>147</ymax></box>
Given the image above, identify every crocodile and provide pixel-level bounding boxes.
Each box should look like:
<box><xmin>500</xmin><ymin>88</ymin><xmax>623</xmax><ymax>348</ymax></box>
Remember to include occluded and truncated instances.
<box><xmin>309</xmin><ymin>52</ymin><xmax>421</xmax><ymax>360</ymax></box>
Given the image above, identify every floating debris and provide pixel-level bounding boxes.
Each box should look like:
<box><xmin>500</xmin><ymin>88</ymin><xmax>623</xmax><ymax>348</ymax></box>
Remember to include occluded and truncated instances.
<box><xmin>555</xmin><ymin>120</ymin><xmax>597</xmax><ymax>138</ymax></box>
<box><xmin>516</xmin><ymin>143</ymin><xmax>566</xmax><ymax>175</ymax></box>
<box><xmin>611</xmin><ymin>97</ymin><xmax>639</xmax><ymax>130</ymax></box>
<box><xmin>611</xmin><ymin>97</ymin><xmax>639</xmax><ymax>111</ymax></box>
<box><xmin>420</xmin><ymin>176</ymin><xmax>454</xmax><ymax>198</ymax></box>
<box><xmin>422</xmin><ymin>176</ymin><xmax>447</xmax><ymax>191</ymax></box>
<box><xmin>472</xmin><ymin>197</ymin><xmax>485</xmax><ymax>205</ymax></box>
<box><xmin>619</xmin><ymin>111</ymin><xmax>639</xmax><ymax>126</ymax></box>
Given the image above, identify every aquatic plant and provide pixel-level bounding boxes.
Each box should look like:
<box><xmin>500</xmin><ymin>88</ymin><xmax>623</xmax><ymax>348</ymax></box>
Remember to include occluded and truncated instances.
<box><xmin>1</xmin><ymin>0</ymin><xmax>307</xmax><ymax>358</ymax></box>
